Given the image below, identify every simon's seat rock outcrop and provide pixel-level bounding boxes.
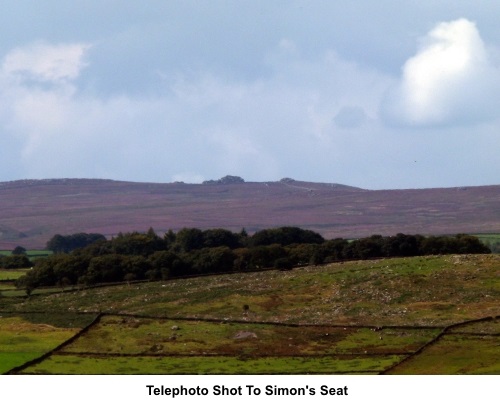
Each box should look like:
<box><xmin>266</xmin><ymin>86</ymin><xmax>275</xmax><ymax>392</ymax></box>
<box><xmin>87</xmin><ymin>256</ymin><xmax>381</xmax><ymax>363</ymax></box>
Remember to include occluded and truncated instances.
<box><xmin>202</xmin><ymin>175</ymin><xmax>245</xmax><ymax>185</ymax></box>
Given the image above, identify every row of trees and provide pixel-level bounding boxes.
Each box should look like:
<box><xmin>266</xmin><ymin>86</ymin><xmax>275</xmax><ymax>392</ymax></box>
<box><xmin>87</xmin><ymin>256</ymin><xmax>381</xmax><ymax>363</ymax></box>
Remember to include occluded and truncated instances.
<box><xmin>0</xmin><ymin>254</ymin><xmax>32</xmax><ymax>269</ymax></box>
<box><xmin>45</xmin><ymin>227</ymin><xmax>326</xmax><ymax>254</ymax></box>
<box><xmin>46</xmin><ymin>233</ymin><xmax>107</xmax><ymax>253</ymax></box>
<box><xmin>15</xmin><ymin>227</ymin><xmax>490</xmax><ymax>293</ymax></box>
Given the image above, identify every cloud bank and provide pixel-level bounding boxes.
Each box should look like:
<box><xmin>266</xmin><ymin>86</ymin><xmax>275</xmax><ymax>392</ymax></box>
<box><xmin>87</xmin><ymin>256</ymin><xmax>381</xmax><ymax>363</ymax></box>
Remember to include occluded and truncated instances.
<box><xmin>382</xmin><ymin>19</ymin><xmax>500</xmax><ymax>126</ymax></box>
<box><xmin>2</xmin><ymin>42</ymin><xmax>91</xmax><ymax>83</ymax></box>
<box><xmin>0</xmin><ymin>39</ymin><xmax>390</xmax><ymax>185</ymax></box>
<box><xmin>0</xmin><ymin>13</ymin><xmax>499</xmax><ymax>189</ymax></box>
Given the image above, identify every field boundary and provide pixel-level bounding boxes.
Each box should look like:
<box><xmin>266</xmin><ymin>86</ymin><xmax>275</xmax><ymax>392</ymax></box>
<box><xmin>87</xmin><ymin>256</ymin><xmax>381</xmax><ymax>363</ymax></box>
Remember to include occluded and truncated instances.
<box><xmin>379</xmin><ymin>315</ymin><xmax>499</xmax><ymax>374</ymax></box>
<box><xmin>3</xmin><ymin>311</ymin><xmax>498</xmax><ymax>375</ymax></box>
<box><xmin>4</xmin><ymin>313</ymin><xmax>102</xmax><ymax>375</ymax></box>
<box><xmin>98</xmin><ymin>311</ymin><xmax>449</xmax><ymax>330</ymax></box>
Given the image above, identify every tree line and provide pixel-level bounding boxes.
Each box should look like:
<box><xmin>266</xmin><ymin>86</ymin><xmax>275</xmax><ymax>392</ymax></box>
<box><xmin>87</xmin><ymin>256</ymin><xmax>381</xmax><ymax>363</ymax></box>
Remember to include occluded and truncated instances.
<box><xmin>13</xmin><ymin>227</ymin><xmax>490</xmax><ymax>294</ymax></box>
<box><xmin>0</xmin><ymin>254</ymin><xmax>32</xmax><ymax>269</ymax></box>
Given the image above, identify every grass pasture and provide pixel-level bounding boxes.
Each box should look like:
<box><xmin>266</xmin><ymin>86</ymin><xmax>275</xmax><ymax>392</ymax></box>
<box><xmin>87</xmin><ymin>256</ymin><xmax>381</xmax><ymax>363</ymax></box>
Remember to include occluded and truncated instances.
<box><xmin>0</xmin><ymin>285</ymin><xmax>17</xmax><ymax>295</ymax></box>
<box><xmin>58</xmin><ymin>316</ymin><xmax>441</xmax><ymax>357</ymax></box>
<box><xmin>0</xmin><ymin>269</ymin><xmax>28</xmax><ymax>281</ymax></box>
<box><xmin>22</xmin><ymin>354</ymin><xmax>399</xmax><ymax>375</ymax></box>
<box><xmin>474</xmin><ymin>233</ymin><xmax>500</xmax><ymax>253</ymax></box>
<box><xmin>0</xmin><ymin>250</ymin><xmax>52</xmax><ymax>260</ymax></box>
<box><xmin>0</xmin><ymin>254</ymin><xmax>498</xmax><ymax>374</ymax></box>
<box><xmin>20</xmin><ymin>315</ymin><xmax>416</xmax><ymax>374</ymax></box>
<box><xmin>5</xmin><ymin>255</ymin><xmax>497</xmax><ymax>327</ymax></box>
<box><xmin>0</xmin><ymin>315</ymin><xmax>81</xmax><ymax>374</ymax></box>
<box><xmin>0</xmin><ymin>269</ymin><xmax>28</xmax><ymax>297</ymax></box>
<box><xmin>387</xmin><ymin>319</ymin><xmax>500</xmax><ymax>374</ymax></box>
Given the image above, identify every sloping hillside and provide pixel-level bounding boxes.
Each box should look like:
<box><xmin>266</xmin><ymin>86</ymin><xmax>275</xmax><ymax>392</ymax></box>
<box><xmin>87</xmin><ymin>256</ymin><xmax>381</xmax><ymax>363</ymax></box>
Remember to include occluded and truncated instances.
<box><xmin>1</xmin><ymin>254</ymin><xmax>499</xmax><ymax>374</ymax></box>
<box><xmin>0</xmin><ymin>178</ymin><xmax>499</xmax><ymax>248</ymax></box>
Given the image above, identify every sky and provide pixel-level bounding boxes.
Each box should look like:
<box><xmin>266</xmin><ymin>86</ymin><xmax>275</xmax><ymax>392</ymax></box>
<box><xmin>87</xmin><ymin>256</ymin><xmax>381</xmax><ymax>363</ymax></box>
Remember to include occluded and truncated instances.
<box><xmin>1</xmin><ymin>1</ymin><xmax>500</xmax><ymax>190</ymax></box>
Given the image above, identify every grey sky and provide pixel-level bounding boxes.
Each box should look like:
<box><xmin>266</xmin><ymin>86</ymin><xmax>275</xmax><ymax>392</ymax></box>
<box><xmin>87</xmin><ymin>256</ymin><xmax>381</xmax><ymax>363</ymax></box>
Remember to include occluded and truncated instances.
<box><xmin>1</xmin><ymin>1</ymin><xmax>499</xmax><ymax>189</ymax></box>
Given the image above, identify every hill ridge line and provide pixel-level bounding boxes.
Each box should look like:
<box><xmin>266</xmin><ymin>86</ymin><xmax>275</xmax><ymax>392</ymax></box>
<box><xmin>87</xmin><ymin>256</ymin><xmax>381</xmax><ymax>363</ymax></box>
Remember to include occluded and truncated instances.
<box><xmin>0</xmin><ymin>178</ymin><xmax>499</xmax><ymax>248</ymax></box>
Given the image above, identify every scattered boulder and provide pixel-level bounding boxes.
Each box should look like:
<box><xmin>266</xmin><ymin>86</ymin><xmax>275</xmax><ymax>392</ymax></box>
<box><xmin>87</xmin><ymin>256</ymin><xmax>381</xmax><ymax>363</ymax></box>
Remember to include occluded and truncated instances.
<box><xmin>233</xmin><ymin>330</ymin><xmax>258</xmax><ymax>340</ymax></box>
<box><xmin>149</xmin><ymin>344</ymin><xmax>163</xmax><ymax>352</ymax></box>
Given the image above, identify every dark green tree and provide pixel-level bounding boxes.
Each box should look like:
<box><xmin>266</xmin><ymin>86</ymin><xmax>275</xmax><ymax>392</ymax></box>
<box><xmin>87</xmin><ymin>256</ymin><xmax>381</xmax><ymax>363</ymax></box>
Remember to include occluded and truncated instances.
<box><xmin>202</xmin><ymin>228</ymin><xmax>242</xmax><ymax>249</ymax></box>
<box><xmin>11</xmin><ymin>246</ymin><xmax>27</xmax><ymax>255</ymax></box>
<box><xmin>185</xmin><ymin>247</ymin><xmax>236</xmax><ymax>274</ymax></box>
<box><xmin>174</xmin><ymin>228</ymin><xmax>204</xmax><ymax>252</ymax></box>
<box><xmin>86</xmin><ymin>254</ymin><xmax>127</xmax><ymax>284</ymax></box>
<box><xmin>250</xmin><ymin>226</ymin><xmax>324</xmax><ymax>247</ymax></box>
<box><xmin>110</xmin><ymin>231</ymin><xmax>164</xmax><ymax>256</ymax></box>
<box><xmin>148</xmin><ymin>250</ymin><xmax>180</xmax><ymax>279</ymax></box>
<box><xmin>46</xmin><ymin>233</ymin><xmax>106</xmax><ymax>253</ymax></box>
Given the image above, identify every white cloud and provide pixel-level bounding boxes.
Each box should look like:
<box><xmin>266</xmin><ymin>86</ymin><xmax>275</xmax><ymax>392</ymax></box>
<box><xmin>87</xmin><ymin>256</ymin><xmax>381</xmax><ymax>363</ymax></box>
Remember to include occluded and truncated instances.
<box><xmin>382</xmin><ymin>18</ymin><xmax>500</xmax><ymax>126</ymax></box>
<box><xmin>2</xmin><ymin>41</ymin><xmax>91</xmax><ymax>83</ymax></box>
<box><xmin>0</xmin><ymin>42</ymin><xmax>91</xmax><ymax>164</ymax></box>
<box><xmin>0</xmin><ymin>31</ymin><xmax>498</xmax><ymax>189</ymax></box>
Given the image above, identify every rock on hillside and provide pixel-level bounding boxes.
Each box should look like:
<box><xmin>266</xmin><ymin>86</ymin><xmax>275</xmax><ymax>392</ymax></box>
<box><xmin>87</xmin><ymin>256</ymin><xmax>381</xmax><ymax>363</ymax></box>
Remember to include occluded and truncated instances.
<box><xmin>202</xmin><ymin>175</ymin><xmax>245</xmax><ymax>185</ymax></box>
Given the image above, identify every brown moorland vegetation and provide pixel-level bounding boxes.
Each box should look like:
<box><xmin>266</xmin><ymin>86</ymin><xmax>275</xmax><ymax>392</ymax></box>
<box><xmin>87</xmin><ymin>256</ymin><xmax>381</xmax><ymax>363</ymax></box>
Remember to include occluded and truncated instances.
<box><xmin>1</xmin><ymin>178</ymin><xmax>499</xmax><ymax>248</ymax></box>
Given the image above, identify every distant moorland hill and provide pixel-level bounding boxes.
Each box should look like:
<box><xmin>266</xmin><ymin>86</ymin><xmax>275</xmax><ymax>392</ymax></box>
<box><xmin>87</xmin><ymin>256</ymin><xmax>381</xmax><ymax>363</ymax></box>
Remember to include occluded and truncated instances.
<box><xmin>0</xmin><ymin>177</ymin><xmax>499</xmax><ymax>248</ymax></box>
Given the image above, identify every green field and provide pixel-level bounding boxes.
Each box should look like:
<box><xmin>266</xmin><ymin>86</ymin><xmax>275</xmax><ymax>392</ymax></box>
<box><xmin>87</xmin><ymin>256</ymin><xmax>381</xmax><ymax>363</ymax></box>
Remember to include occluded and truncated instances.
<box><xmin>17</xmin><ymin>314</ymin><xmax>441</xmax><ymax>374</ymax></box>
<box><xmin>0</xmin><ymin>254</ymin><xmax>498</xmax><ymax>374</ymax></box>
<box><xmin>0</xmin><ymin>250</ymin><xmax>52</xmax><ymax>260</ymax></box>
<box><xmin>0</xmin><ymin>269</ymin><xmax>28</xmax><ymax>281</ymax></box>
<box><xmin>22</xmin><ymin>354</ymin><xmax>398</xmax><ymax>375</ymax></box>
<box><xmin>0</xmin><ymin>249</ymin><xmax>52</xmax><ymax>256</ymax></box>
<box><xmin>57</xmin><ymin>316</ymin><xmax>435</xmax><ymax>355</ymax></box>
<box><xmin>0</xmin><ymin>316</ymin><xmax>81</xmax><ymax>374</ymax></box>
<box><xmin>387</xmin><ymin>319</ymin><xmax>500</xmax><ymax>374</ymax></box>
<box><xmin>474</xmin><ymin>234</ymin><xmax>500</xmax><ymax>253</ymax></box>
<box><xmin>0</xmin><ymin>269</ymin><xmax>28</xmax><ymax>297</ymax></box>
